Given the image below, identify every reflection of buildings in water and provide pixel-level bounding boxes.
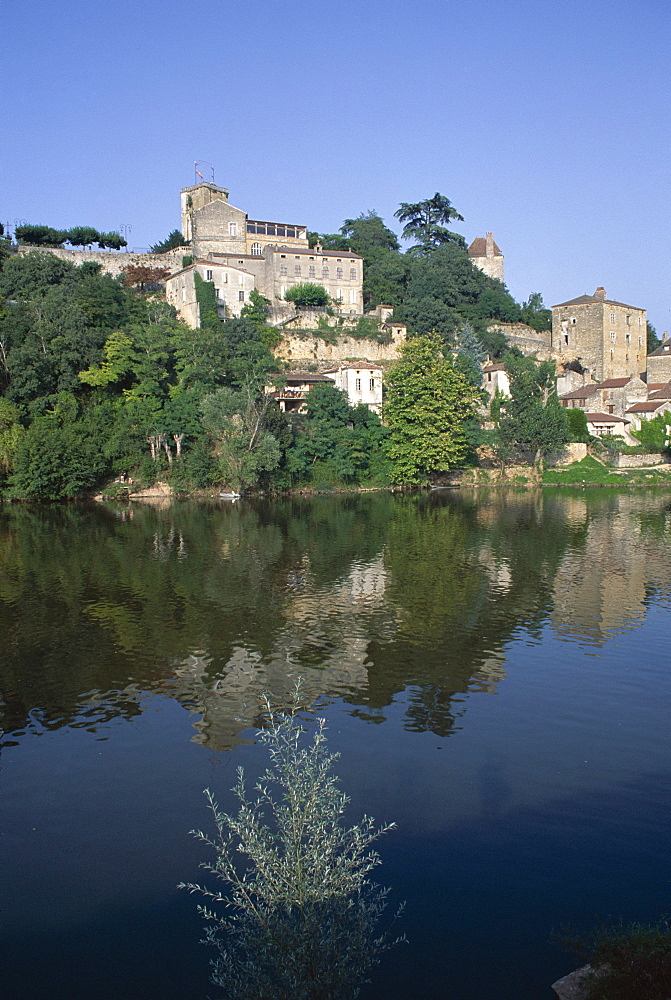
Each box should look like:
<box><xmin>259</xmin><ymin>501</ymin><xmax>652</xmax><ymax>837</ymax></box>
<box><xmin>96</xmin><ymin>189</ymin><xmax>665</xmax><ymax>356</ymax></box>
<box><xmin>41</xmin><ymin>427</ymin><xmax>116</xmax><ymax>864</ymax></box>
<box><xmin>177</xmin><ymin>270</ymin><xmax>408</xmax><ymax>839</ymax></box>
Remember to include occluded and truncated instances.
<box><xmin>173</xmin><ymin>557</ymin><xmax>391</xmax><ymax>750</ymax></box>
<box><xmin>470</xmin><ymin>652</ymin><xmax>507</xmax><ymax>694</ymax></box>
<box><xmin>477</xmin><ymin>547</ymin><xmax>512</xmax><ymax>592</ymax></box>
<box><xmin>551</xmin><ymin>494</ymin><xmax>671</xmax><ymax>644</ymax></box>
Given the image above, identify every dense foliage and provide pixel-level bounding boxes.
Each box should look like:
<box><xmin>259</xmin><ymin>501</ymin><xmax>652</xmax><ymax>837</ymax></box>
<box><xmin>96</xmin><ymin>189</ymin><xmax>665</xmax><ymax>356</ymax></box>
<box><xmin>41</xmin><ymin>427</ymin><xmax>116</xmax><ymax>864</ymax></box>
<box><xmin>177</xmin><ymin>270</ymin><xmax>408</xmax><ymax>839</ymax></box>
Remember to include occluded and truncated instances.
<box><xmin>0</xmin><ymin>193</ymin><xmax>571</xmax><ymax>499</ymax></box>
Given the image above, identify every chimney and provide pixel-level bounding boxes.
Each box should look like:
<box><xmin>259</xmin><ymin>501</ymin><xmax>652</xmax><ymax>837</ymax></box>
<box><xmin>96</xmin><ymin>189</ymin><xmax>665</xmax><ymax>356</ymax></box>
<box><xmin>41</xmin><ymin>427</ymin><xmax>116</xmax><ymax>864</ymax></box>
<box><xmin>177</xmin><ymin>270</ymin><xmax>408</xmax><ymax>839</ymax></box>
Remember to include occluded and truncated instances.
<box><xmin>486</xmin><ymin>232</ymin><xmax>494</xmax><ymax>257</ymax></box>
<box><xmin>594</xmin><ymin>287</ymin><xmax>606</xmax><ymax>300</ymax></box>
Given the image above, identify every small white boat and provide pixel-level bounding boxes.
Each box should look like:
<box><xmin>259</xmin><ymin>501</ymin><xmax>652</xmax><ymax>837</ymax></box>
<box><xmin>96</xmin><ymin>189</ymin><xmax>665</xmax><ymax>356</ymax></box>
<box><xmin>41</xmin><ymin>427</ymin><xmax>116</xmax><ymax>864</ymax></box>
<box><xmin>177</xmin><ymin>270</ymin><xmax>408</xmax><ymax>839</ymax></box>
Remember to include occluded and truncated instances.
<box><xmin>220</xmin><ymin>491</ymin><xmax>241</xmax><ymax>500</ymax></box>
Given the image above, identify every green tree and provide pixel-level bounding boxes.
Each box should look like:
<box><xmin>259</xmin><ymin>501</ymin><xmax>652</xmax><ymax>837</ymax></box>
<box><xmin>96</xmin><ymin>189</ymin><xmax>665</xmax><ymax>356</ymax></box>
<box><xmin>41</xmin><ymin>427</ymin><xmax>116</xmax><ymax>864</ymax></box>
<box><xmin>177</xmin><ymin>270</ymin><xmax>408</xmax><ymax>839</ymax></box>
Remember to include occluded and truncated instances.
<box><xmin>646</xmin><ymin>322</ymin><xmax>662</xmax><ymax>354</ymax></box>
<box><xmin>499</xmin><ymin>354</ymin><xmax>569</xmax><ymax>467</ymax></box>
<box><xmin>384</xmin><ymin>335</ymin><xmax>481</xmax><ymax>483</ymax></box>
<box><xmin>340</xmin><ymin>212</ymin><xmax>407</xmax><ymax>310</ymax></box>
<box><xmin>631</xmin><ymin>412</ymin><xmax>670</xmax><ymax>452</ymax></box>
<box><xmin>150</xmin><ymin>230</ymin><xmax>186</xmax><ymax>253</ymax></box>
<box><xmin>14</xmin><ymin>225</ymin><xmax>68</xmax><ymax>247</ymax></box>
<box><xmin>66</xmin><ymin>227</ymin><xmax>101</xmax><ymax>249</ymax></box>
<box><xmin>201</xmin><ymin>380</ymin><xmax>281</xmax><ymax>491</ymax></box>
<box><xmin>284</xmin><ymin>283</ymin><xmax>330</xmax><ymax>309</ymax></box>
<box><xmin>96</xmin><ymin>231</ymin><xmax>128</xmax><ymax>250</ymax></box>
<box><xmin>566</xmin><ymin>407</ymin><xmax>590</xmax><ymax>442</ymax></box>
<box><xmin>395</xmin><ymin>193</ymin><xmax>465</xmax><ymax>253</ymax></box>
<box><xmin>520</xmin><ymin>292</ymin><xmax>552</xmax><ymax>332</ymax></box>
<box><xmin>180</xmin><ymin>693</ymin><xmax>399</xmax><ymax>1000</ymax></box>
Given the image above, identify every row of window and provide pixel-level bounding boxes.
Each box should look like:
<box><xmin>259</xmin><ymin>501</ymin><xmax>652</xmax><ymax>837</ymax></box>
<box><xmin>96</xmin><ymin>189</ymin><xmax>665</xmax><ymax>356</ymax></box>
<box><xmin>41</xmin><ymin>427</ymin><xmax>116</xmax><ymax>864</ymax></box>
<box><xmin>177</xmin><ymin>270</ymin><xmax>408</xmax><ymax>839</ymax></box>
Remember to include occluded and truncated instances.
<box><xmin>610</xmin><ymin>312</ymin><xmax>643</xmax><ymax>326</ymax></box>
<box><xmin>279</xmin><ymin>265</ymin><xmax>357</xmax><ymax>280</ymax></box>
<box><xmin>205</xmin><ymin>269</ymin><xmax>245</xmax><ymax>285</ymax></box>
<box><xmin>609</xmin><ymin>332</ymin><xmax>643</xmax><ymax>346</ymax></box>
<box><xmin>247</xmin><ymin>222</ymin><xmax>301</xmax><ymax>238</ymax></box>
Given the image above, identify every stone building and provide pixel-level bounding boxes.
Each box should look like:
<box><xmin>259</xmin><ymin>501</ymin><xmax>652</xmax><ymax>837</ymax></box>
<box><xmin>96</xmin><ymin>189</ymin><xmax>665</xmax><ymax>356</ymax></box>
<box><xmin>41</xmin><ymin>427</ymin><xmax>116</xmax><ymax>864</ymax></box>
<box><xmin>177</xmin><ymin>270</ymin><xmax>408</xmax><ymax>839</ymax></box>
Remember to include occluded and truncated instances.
<box><xmin>551</xmin><ymin>287</ymin><xmax>646</xmax><ymax>382</ymax></box>
<box><xmin>646</xmin><ymin>336</ymin><xmax>671</xmax><ymax>382</ymax></box>
<box><xmin>165</xmin><ymin>259</ymin><xmax>256</xmax><ymax>324</ymax></box>
<box><xmin>559</xmin><ymin>375</ymin><xmax>648</xmax><ymax>419</ymax></box>
<box><xmin>468</xmin><ymin>233</ymin><xmax>504</xmax><ymax>282</ymax></box>
<box><xmin>179</xmin><ymin>182</ymin><xmax>364</xmax><ymax>314</ymax></box>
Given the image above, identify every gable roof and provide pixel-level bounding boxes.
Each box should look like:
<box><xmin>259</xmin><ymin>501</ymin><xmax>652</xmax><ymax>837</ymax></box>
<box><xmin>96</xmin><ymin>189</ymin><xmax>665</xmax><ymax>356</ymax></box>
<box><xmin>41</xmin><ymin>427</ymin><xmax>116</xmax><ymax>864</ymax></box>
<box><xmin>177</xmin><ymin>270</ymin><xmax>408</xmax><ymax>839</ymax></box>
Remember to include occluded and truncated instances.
<box><xmin>597</xmin><ymin>377</ymin><xmax>636</xmax><ymax>388</ymax></box>
<box><xmin>626</xmin><ymin>400</ymin><xmax>671</xmax><ymax>413</ymax></box>
<box><xmin>552</xmin><ymin>293</ymin><xmax>643</xmax><ymax>310</ymax></box>
<box><xmin>648</xmin><ymin>341</ymin><xmax>671</xmax><ymax>357</ymax></box>
<box><xmin>584</xmin><ymin>412</ymin><xmax>630</xmax><ymax>423</ymax></box>
<box><xmin>559</xmin><ymin>385</ymin><xmax>599</xmax><ymax>399</ymax></box>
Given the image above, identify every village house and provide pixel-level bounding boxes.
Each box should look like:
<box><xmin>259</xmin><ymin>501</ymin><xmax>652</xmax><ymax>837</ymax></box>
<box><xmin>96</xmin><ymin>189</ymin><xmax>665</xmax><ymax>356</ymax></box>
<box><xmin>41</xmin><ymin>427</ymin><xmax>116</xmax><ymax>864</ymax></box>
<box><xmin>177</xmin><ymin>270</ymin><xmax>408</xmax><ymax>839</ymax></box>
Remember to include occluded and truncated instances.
<box><xmin>321</xmin><ymin>362</ymin><xmax>383</xmax><ymax>415</ymax></box>
<box><xmin>624</xmin><ymin>397</ymin><xmax>671</xmax><ymax>434</ymax></box>
<box><xmin>551</xmin><ymin>287</ymin><xmax>646</xmax><ymax>382</ymax></box>
<box><xmin>265</xmin><ymin>362</ymin><xmax>383</xmax><ymax>415</ymax></box>
<box><xmin>481</xmin><ymin>362</ymin><xmax>510</xmax><ymax>401</ymax></box>
<box><xmin>165</xmin><ymin>259</ymin><xmax>256</xmax><ymax>323</ymax></box>
<box><xmin>646</xmin><ymin>336</ymin><xmax>671</xmax><ymax>382</ymax></box>
<box><xmin>583</xmin><ymin>412</ymin><xmax>636</xmax><ymax>444</ymax></box>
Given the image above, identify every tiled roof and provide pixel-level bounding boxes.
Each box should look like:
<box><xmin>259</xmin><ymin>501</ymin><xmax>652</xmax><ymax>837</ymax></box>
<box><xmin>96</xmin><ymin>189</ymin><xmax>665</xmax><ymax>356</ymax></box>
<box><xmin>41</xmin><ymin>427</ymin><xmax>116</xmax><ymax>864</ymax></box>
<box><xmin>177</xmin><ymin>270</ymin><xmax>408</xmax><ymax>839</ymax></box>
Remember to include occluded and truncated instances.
<box><xmin>626</xmin><ymin>400</ymin><xmax>671</xmax><ymax>413</ymax></box>
<box><xmin>559</xmin><ymin>385</ymin><xmax>599</xmax><ymax>399</ymax></box>
<box><xmin>648</xmin><ymin>385</ymin><xmax>671</xmax><ymax>399</ymax></box>
<box><xmin>269</xmin><ymin>373</ymin><xmax>334</xmax><ymax>383</ymax></box>
<box><xmin>648</xmin><ymin>342</ymin><xmax>671</xmax><ymax>357</ymax></box>
<box><xmin>597</xmin><ymin>378</ymin><xmax>634</xmax><ymax>388</ymax></box>
<box><xmin>274</xmin><ymin>246</ymin><xmax>362</xmax><ymax>260</ymax></box>
<box><xmin>322</xmin><ymin>362</ymin><xmax>382</xmax><ymax>372</ymax></box>
<box><xmin>552</xmin><ymin>293</ymin><xmax>643</xmax><ymax>310</ymax></box>
<box><xmin>468</xmin><ymin>237</ymin><xmax>502</xmax><ymax>257</ymax></box>
<box><xmin>483</xmin><ymin>363</ymin><xmax>506</xmax><ymax>372</ymax></box>
<box><xmin>584</xmin><ymin>412</ymin><xmax>630</xmax><ymax>423</ymax></box>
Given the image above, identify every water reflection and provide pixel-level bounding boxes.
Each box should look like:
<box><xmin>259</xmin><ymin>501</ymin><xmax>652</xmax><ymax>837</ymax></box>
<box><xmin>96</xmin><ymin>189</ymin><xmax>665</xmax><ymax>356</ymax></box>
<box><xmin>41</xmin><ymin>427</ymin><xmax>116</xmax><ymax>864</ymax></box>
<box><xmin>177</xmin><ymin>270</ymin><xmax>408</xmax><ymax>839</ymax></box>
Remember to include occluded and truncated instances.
<box><xmin>1</xmin><ymin>490</ymin><xmax>670</xmax><ymax>750</ymax></box>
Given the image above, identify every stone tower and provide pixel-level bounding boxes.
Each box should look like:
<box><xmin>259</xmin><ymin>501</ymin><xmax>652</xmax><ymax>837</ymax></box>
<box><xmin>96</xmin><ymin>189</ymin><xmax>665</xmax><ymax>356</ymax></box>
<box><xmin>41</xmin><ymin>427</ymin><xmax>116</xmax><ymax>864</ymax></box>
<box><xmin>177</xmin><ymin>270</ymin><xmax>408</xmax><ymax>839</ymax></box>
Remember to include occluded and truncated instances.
<box><xmin>468</xmin><ymin>232</ymin><xmax>504</xmax><ymax>282</ymax></box>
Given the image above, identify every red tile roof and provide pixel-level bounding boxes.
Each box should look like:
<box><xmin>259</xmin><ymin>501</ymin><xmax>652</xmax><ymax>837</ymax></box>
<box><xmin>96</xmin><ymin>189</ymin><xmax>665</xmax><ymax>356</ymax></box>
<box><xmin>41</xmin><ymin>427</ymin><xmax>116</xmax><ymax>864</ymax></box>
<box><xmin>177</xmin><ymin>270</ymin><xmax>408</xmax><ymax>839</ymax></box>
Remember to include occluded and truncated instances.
<box><xmin>626</xmin><ymin>400</ymin><xmax>671</xmax><ymax>413</ymax></box>
<box><xmin>559</xmin><ymin>385</ymin><xmax>599</xmax><ymax>399</ymax></box>
<box><xmin>584</xmin><ymin>412</ymin><xmax>630</xmax><ymax>423</ymax></box>
<box><xmin>468</xmin><ymin>237</ymin><xmax>503</xmax><ymax>257</ymax></box>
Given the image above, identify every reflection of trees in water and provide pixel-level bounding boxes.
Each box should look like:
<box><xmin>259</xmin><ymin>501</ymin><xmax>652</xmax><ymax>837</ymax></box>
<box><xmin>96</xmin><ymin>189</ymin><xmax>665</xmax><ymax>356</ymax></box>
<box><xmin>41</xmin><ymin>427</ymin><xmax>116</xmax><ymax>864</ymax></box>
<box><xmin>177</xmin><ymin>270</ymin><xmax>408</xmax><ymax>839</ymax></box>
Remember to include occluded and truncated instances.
<box><xmin>1</xmin><ymin>491</ymin><xmax>670</xmax><ymax>746</ymax></box>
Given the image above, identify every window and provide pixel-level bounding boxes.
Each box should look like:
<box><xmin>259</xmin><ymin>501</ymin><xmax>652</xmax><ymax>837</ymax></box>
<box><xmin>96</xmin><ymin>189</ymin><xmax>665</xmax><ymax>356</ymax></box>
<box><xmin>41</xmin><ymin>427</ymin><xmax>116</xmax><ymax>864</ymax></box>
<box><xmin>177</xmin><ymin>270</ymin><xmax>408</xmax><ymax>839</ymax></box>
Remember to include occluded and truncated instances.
<box><xmin>238</xmin><ymin>274</ymin><xmax>244</xmax><ymax>284</ymax></box>
<box><xmin>251</xmin><ymin>242</ymin><xmax>262</xmax><ymax>256</ymax></box>
<box><xmin>626</xmin><ymin>315</ymin><xmax>631</xmax><ymax>326</ymax></box>
<box><xmin>369</xmin><ymin>378</ymin><xmax>375</xmax><ymax>391</ymax></box>
<box><xmin>214</xmin><ymin>287</ymin><xmax>219</xmax><ymax>299</ymax></box>
<box><xmin>238</xmin><ymin>290</ymin><xmax>245</xmax><ymax>301</ymax></box>
<box><xmin>570</xmin><ymin>317</ymin><xmax>577</xmax><ymax>325</ymax></box>
<box><xmin>610</xmin><ymin>331</ymin><xmax>616</xmax><ymax>342</ymax></box>
<box><xmin>610</xmin><ymin>312</ymin><xmax>616</xmax><ymax>323</ymax></box>
<box><xmin>638</xmin><ymin>316</ymin><xmax>643</xmax><ymax>326</ymax></box>
<box><xmin>182</xmin><ymin>288</ymin><xmax>186</xmax><ymax>302</ymax></box>
<box><xmin>350</xmin><ymin>268</ymin><xmax>356</xmax><ymax>280</ymax></box>
<box><xmin>322</xmin><ymin>267</ymin><xmax>329</xmax><ymax>278</ymax></box>
<box><xmin>349</xmin><ymin>289</ymin><xmax>357</xmax><ymax>304</ymax></box>
<box><xmin>286</xmin><ymin>227</ymin><xmax>296</xmax><ymax>238</ymax></box>
<box><xmin>625</xmin><ymin>333</ymin><xmax>631</xmax><ymax>345</ymax></box>
<box><xmin>294</xmin><ymin>265</ymin><xmax>301</xmax><ymax>276</ymax></box>
<box><xmin>281</xmin><ymin>285</ymin><xmax>287</xmax><ymax>298</ymax></box>
<box><xmin>336</xmin><ymin>267</ymin><xmax>344</xmax><ymax>280</ymax></box>
<box><xmin>638</xmin><ymin>336</ymin><xmax>643</xmax><ymax>346</ymax></box>
<box><xmin>355</xmin><ymin>378</ymin><xmax>361</xmax><ymax>391</ymax></box>
<box><xmin>280</xmin><ymin>265</ymin><xmax>287</xmax><ymax>276</ymax></box>
<box><xmin>229</xmin><ymin>223</ymin><xmax>238</xmax><ymax>237</ymax></box>
<box><xmin>206</xmin><ymin>269</ymin><xmax>213</xmax><ymax>281</ymax></box>
<box><xmin>309</xmin><ymin>265</ymin><xmax>316</xmax><ymax>278</ymax></box>
<box><xmin>335</xmin><ymin>288</ymin><xmax>342</xmax><ymax>301</ymax></box>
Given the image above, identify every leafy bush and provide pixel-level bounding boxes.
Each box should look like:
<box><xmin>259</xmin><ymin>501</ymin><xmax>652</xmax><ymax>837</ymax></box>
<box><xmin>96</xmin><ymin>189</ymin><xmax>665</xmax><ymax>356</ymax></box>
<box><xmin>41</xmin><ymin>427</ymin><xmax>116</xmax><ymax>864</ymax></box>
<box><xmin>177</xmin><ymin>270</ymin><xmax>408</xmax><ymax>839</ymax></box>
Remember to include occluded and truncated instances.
<box><xmin>564</xmin><ymin>918</ymin><xmax>671</xmax><ymax>1000</ymax></box>
<box><xmin>180</xmin><ymin>692</ymin><xmax>401</xmax><ymax>999</ymax></box>
<box><xmin>284</xmin><ymin>282</ymin><xmax>330</xmax><ymax>309</ymax></box>
<box><xmin>566</xmin><ymin>407</ymin><xmax>590</xmax><ymax>442</ymax></box>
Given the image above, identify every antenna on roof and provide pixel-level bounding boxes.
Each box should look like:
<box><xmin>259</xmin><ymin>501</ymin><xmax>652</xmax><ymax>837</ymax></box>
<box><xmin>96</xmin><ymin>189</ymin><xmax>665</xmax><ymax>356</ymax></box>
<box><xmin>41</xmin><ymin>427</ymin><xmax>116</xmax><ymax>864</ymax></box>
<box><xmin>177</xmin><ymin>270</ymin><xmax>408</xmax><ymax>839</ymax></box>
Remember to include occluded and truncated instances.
<box><xmin>194</xmin><ymin>160</ymin><xmax>215</xmax><ymax>184</ymax></box>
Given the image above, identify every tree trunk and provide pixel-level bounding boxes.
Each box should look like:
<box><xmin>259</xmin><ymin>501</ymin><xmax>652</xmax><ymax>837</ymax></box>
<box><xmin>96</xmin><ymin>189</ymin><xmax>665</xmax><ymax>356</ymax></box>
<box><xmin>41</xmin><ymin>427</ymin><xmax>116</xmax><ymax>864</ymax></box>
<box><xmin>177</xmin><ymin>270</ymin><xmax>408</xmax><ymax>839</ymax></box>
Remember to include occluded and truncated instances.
<box><xmin>173</xmin><ymin>433</ymin><xmax>184</xmax><ymax>457</ymax></box>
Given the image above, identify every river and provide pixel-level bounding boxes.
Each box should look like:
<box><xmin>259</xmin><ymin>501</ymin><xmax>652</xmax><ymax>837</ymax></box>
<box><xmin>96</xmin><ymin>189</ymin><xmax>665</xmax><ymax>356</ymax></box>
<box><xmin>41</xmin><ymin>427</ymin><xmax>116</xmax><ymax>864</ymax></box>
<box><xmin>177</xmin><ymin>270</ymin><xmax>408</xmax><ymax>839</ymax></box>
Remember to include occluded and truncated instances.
<box><xmin>2</xmin><ymin>489</ymin><xmax>670</xmax><ymax>999</ymax></box>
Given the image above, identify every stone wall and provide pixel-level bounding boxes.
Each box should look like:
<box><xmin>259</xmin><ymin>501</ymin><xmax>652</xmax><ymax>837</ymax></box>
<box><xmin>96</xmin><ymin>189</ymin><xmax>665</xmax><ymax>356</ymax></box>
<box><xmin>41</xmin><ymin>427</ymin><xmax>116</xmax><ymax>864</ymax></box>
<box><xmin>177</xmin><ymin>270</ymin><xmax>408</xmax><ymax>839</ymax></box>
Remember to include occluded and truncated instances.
<box><xmin>15</xmin><ymin>245</ymin><xmax>187</xmax><ymax>278</ymax></box>
<box><xmin>611</xmin><ymin>452</ymin><xmax>668</xmax><ymax>468</ymax></box>
<box><xmin>552</xmin><ymin>291</ymin><xmax>646</xmax><ymax>382</ymax></box>
<box><xmin>487</xmin><ymin>321</ymin><xmax>552</xmax><ymax>357</ymax></box>
<box><xmin>275</xmin><ymin>323</ymin><xmax>406</xmax><ymax>365</ymax></box>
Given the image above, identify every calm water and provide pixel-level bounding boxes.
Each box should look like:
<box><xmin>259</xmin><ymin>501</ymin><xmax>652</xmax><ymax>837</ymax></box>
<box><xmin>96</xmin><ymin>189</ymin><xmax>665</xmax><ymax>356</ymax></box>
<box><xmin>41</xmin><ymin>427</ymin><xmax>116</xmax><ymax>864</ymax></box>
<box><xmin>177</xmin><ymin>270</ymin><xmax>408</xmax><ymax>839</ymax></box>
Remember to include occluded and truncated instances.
<box><xmin>1</xmin><ymin>489</ymin><xmax>670</xmax><ymax>999</ymax></box>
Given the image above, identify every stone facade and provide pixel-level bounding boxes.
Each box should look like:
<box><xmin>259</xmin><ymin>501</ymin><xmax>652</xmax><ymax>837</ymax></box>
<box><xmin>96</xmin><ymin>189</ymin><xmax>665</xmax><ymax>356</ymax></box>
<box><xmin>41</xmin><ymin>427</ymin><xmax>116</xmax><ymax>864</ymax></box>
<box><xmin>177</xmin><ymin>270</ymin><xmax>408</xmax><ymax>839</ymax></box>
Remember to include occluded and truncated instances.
<box><xmin>468</xmin><ymin>232</ymin><xmax>504</xmax><ymax>282</ymax></box>
<box><xmin>560</xmin><ymin>375</ymin><xmax>648</xmax><ymax>419</ymax></box>
<box><xmin>165</xmin><ymin>260</ymin><xmax>256</xmax><ymax>324</ymax></box>
<box><xmin>274</xmin><ymin>325</ymin><xmax>405</xmax><ymax>366</ymax></box>
<box><xmin>646</xmin><ymin>337</ymin><xmax>671</xmax><ymax>381</ymax></box>
<box><xmin>551</xmin><ymin>286</ymin><xmax>647</xmax><ymax>382</ymax></box>
<box><xmin>486</xmin><ymin>321</ymin><xmax>552</xmax><ymax>358</ymax></box>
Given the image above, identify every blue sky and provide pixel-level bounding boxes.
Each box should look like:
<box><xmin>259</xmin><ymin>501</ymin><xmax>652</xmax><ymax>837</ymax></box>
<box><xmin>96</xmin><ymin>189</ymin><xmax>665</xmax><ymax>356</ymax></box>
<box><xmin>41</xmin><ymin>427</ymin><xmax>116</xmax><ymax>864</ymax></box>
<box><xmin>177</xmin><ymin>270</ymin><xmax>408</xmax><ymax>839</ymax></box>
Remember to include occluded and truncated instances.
<box><xmin>3</xmin><ymin>0</ymin><xmax>669</xmax><ymax>331</ymax></box>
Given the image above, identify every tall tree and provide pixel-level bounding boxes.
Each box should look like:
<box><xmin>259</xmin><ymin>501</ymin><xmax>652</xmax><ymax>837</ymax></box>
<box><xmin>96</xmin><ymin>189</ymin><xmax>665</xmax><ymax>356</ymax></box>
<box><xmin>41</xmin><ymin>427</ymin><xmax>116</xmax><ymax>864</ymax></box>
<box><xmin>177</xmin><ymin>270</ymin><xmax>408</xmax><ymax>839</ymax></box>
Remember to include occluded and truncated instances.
<box><xmin>384</xmin><ymin>335</ymin><xmax>481</xmax><ymax>483</ymax></box>
<box><xmin>395</xmin><ymin>193</ymin><xmax>465</xmax><ymax>253</ymax></box>
<box><xmin>499</xmin><ymin>354</ymin><xmax>569</xmax><ymax>468</ymax></box>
